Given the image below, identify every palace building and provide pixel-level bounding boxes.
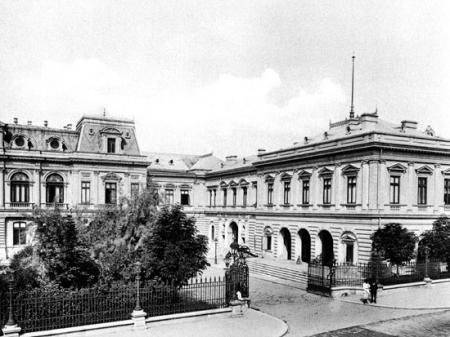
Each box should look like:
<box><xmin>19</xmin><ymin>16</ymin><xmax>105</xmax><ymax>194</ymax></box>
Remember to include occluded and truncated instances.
<box><xmin>1</xmin><ymin>111</ymin><xmax>449</xmax><ymax>270</ymax></box>
<box><xmin>147</xmin><ymin>111</ymin><xmax>449</xmax><ymax>267</ymax></box>
<box><xmin>0</xmin><ymin>115</ymin><xmax>149</xmax><ymax>261</ymax></box>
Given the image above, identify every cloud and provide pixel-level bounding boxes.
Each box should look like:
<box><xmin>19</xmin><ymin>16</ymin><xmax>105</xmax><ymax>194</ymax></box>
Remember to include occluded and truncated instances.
<box><xmin>12</xmin><ymin>61</ymin><xmax>346</xmax><ymax>158</ymax></box>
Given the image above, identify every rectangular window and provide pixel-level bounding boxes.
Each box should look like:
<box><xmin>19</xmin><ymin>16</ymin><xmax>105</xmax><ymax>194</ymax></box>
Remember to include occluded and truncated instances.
<box><xmin>223</xmin><ymin>189</ymin><xmax>227</xmax><ymax>207</ymax></box>
<box><xmin>267</xmin><ymin>182</ymin><xmax>273</xmax><ymax>205</ymax></box>
<box><xmin>346</xmin><ymin>244</ymin><xmax>354</xmax><ymax>264</ymax></box>
<box><xmin>13</xmin><ymin>222</ymin><xmax>27</xmax><ymax>246</ymax></box>
<box><xmin>254</xmin><ymin>184</ymin><xmax>258</xmax><ymax>207</ymax></box>
<box><xmin>180</xmin><ymin>190</ymin><xmax>190</xmax><ymax>205</ymax></box>
<box><xmin>165</xmin><ymin>189</ymin><xmax>174</xmax><ymax>205</ymax></box>
<box><xmin>347</xmin><ymin>176</ymin><xmax>357</xmax><ymax>204</ymax></box>
<box><xmin>390</xmin><ymin>176</ymin><xmax>400</xmax><ymax>204</ymax></box>
<box><xmin>323</xmin><ymin>178</ymin><xmax>332</xmax><ymax>204</ymax></box>
<box><xmin>418</xmin><ymin>177</ymin><xmax>427</xmax><ymax>205</ymax></box>
<box><xmin>105</xmin><ymin>182</ymin><xmax>117</xmax><ymax>204</ymax></box>
<box><xmin>81</xmin><ymin>181</ymin><xmax>90</xmax><ymax>204</ymax></box>
<box><xmin>213</xmin><ymin>189</ymin><xmax>217</xmax><ymax>207</ymax></box>
<box><xmin>283</xmin><ymin>181</ymin><xmax>291</xmax><ymax>205</ymax></box>
<box><xmin>107</xmin><ymin>138</ymin><xmax>116</xmax><ymax>153</ymax></box>
<box><xmin>266</xmin><ymin>236</ymin><xmax>272</xmax><ymax>251</ymax></box>
<box><xmin>242</xmin><ymin>187</ymin><xmax>247</xmax><ymax>207</ymax></box>
<box><xmin>131</xmin><ymin>183</ymin><xmax>139</xmax><ymax>199</ymax></box>
<box><xmin>302</xmin><ymin>180</ymin><xmax>310</xmax><ymax>204</ymax></box>
<box><xmin>209</xmin><ymin>190</ymin><xmax>213</xmax><ymax>206</ymax></box>
<box><xmin>232</xmin><ymin>188</ymin><xmax>237</xmax><ymax>206</ymax></box>
<box><xmin>445</xmin><ymin>179</ymin><xmax>450</xmax><ymax>205</ymax></box>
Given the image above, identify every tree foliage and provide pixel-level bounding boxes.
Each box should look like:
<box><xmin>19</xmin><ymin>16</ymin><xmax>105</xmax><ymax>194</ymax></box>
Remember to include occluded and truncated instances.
<box><xmin>371</xmin><ymin>223</ymin><xmax>418</xmax><ymax>267</ymax></box>
<box><xmin>418</xmin><ymin>216</ymin><xmax>450</xmax><ymax>265</ymax></box>
<box><xmin>78</xmin><ymin>191</ymin><xmax>158</xmax><ymax>284</ymax></box>
<box><xmin>32</xmin><ymin>208</ymin><xmax>99</xmax><ymax>288</ymax></box>
<box><xmin>140</xmin><ymin>205</ymin><xmax>209</xmax><ymax>286</ymax></box>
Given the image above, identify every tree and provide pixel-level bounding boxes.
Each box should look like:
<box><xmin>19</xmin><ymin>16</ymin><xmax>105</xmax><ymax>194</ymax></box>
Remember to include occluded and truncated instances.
<box><xmin>418</xmin><ymin>216</ymin><xmax>450</xmax><ymax>266</ymax></box>
<box><xmin>78</xmin><ymin>191</ymin><xmax>158</xmax><ymax>284</ymax></box>
<box><xmin>32</xmin><ymin>207</ymin><xmax>99</xmax><ymax>288</ymax></box>
<box><xmin>140</xmin><ymin>205</ymin><xmax>209</xmax><ymax>286</ymax></box>
<box><xmin>371</xmin><ymin>223</ymin><xmax>418</xmax><ymax>273</ymax></box>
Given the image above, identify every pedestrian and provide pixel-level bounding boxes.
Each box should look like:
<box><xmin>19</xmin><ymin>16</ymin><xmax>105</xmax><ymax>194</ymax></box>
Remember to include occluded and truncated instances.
<box><xmin>361</xmin><ymin>279</ymin><xmax>370</xmax><ymax>304</ymax></box>
<box><xmin>370</xmin><ymin>278</ymin><xmax>378</xmax><ymax>304</ymax></box>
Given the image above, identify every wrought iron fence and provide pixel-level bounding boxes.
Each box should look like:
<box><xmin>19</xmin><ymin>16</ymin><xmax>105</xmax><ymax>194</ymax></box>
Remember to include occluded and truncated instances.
<box><xmin>0</xmin><ymin>266</ymin><xmax>249</xmax><ymax>335</ymax></box>
<box><xmin>0</xmin><ymin>274</ymin><xmax>239</xmax><ymax>334</ymax></box>
<box><xmin>307</xmin><ymin>259</ymin><xmax>449</xmax><ymax>292</ymax></box>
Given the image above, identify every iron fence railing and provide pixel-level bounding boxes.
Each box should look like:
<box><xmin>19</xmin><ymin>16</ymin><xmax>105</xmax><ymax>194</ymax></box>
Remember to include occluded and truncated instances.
<box><xmin>3</xmin><ymin>286</ymin><xmax>136</xmax><ymax>333</ymax></box>
<box><xmin>307</xmin><ymin>259</ymin><xmax>449</xmax><ymax>291</ymax></box>
<box><xmin>0</xmin><ymin>273</ymin><xmax>242</xmax><ymax>335</ymax></box>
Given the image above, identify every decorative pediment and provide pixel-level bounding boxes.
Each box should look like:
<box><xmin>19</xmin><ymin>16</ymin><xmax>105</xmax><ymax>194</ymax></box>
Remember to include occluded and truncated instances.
<box><xmin>179</xmin><ymin>184</ymin><xmax>192</xmax><ymax>190</ymax></box>
<box><xmin>318</xmin><ymin>167</ymin><xmax>334</xmax><ymax>176</ymax></box>
<box><xmin>164</xmin><ymin>183</ymin><xmax>176</xmax><ymax>189</ymax></box>
<box><xmin>298</xmin><ymin>169</ymin><xmax>312</xmax><ymax>180</ymax></box>
<box><xmin>265</xmin><ymin>174</ymin><xmax>275</xmax><ymax>183</ymax></box>
<box><xmin>99</xmin><ymin>127</ymin><xmax>122</xmax><ymax>135</ymax></box>
<box><xmin>387</xmin><ymin>163</ymin><xmax>407</xmax><ymax>173</ymax></box>
<box><xmin>415</xmin><ymin>165</ymin><xmax>433</xmax><ymax>175</ymax></box>
<box><xmin>229</xmin><ymin>180</ymin><xmax>238</xmax><ymax>187</ymax></box>
<box><xmin>238</xmin><ymin>178</ymin><xmax>249</xmax><ymax>186</ymax></box>
<box><xmin>341</xmin><ymin>231</ymin><xmax>357</xmax><ymax>243</ymax></box>
<box><xmin>219</xmin><ymin>181</ymin><xmax>228</xmax><ymax>188</ymax></box>
<box><xmin>342</xmin><ymin>164</ymin><xmax>360</xmax><ymax>176</ymax></box>
<box><xmin>102</xmin><ymin>172</ymin><xmax>122</xmax><ymax>181</ymax></box>
<box><xmin>263</xmin><ymin>226</ymin><xmax>273</xmax><ymax>236</ymax></box>
<box><xmin>442</xmin><ymin>168</ymin><xmax>450</xmax><ymax>176</ymax></box>
<box><xmin>280</xmin><ymin>172</ymin><xmax>292</xmax><ymax>181</ymax></box>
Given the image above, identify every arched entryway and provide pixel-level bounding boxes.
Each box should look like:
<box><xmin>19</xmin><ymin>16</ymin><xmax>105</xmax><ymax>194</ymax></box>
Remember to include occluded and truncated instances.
<box><xmin>298</xmin><ymin>229</ymin><xmax>311</xmax><ymax>263</ymax></box>
<box><xmin>279</xmin><ymin>228</ymin><xmax>292</xmax><ymax>260</ymax></box>
<box><xmin>318</xmin><ymin>230</ymin><xmax>334</xmax><ymax>265</ymax></box>
<box><xmin>228</xmin><ymin>222</ymin><xmax>238</xmax><ymax>246</ymax></box>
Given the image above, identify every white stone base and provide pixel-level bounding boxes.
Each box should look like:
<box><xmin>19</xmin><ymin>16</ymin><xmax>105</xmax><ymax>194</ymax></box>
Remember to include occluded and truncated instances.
<box><xmin>131</xmin><ymin>310</ymin><xmax>147</xmax><ymax>329</ymax></box>
<box><xmin>2</xmin><ymin>324</ymin><xmax>21</xmax><ymax>337</ymax></box>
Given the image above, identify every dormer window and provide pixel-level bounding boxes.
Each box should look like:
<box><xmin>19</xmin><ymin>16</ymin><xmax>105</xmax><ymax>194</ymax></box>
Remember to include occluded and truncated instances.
<box><xmin>50</xmin><ymin>139</ymin><xmax>59</xmax><ymax>149</ymax></box>
<box><xmin>107</xmin><ymin>138</ymin><xmax>116</xmax><ymax>153</ymax></box>
<box><xmin>15</xmin><ymin>136</ymin><xmax>25</xmax><ymax>147</ymax></box>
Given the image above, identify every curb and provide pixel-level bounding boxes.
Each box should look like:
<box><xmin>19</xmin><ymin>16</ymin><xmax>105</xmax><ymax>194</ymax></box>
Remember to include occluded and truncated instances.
<box><xmin>249</xmin><ymin>309</ymin><xmax>289</xmax><ymax>337</ymax></box>
<box><xmin>336</xmin><ymin>297</ymin><xmax>450</xmax><ymax>310</ymax></box>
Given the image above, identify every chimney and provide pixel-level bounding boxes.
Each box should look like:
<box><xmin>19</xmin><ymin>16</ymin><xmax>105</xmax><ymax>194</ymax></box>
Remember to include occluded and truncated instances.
<box><xmin>257</xmin><ymin>149</ymin><xmax>266</xmax><ymax>155</ymax></box>
<box><xmin>27</xmin><ymin>121</ymin><xmax>32</xmax><ymax>125</ymax></box>
<box><xmin>44</xmin><ymin>120</ymin><xmax>48</xmax><ymax>127</ymax></box>
<box><xmin>360</xmin><ymin>113</ymin><xmax>379</xmax><ymax>128</ymax></box>
<box><xmin>225</xmin><ymin>155</ymin><xmax>237</xmax><ymax>161</ymax></box>
<box><xmin>401</xmin><ymin>120</ymin><xmax>418</xmax><ymax>130</ymax></box>
<box><xmin>66</xmin><ymin>123</ymin><xmax>72</xmax><ymax>130</ymax></box>
<box><xmin>13</xmin><ymin>117</ymin><xmax>18</xmax><ymax>124</ymax></box>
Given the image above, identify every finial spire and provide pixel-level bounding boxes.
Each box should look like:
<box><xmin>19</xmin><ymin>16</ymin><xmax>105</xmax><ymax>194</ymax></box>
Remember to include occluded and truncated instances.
<box><xmin>350</xmin><ymin>54</ymin><xmax>355</xmax><ymax>119</ymax></box>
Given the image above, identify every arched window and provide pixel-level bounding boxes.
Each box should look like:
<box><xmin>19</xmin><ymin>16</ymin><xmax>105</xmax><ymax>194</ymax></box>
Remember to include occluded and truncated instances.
<box><xmin>211</xmin><ymin>225</ymin><xmax>215</xmax><ymax>241</ymax></box>
<box><xmin>263</xmin><ymin>226</ymin><xmax>273</xmax><ymax>251</ymax></box>
<box><xmin>46</xmin><ymin>174</ymin><xmax>64</xmax><ymax>204</ymax></box>
<box><xmin>341</xmin><ymin>232</ymin><xmax>357</xmax><ymax>264</ymax></box>
<box><xmin>10</xmin><ymin>172</ymin><xmax>30</xmax><ymax>205</ymax></box>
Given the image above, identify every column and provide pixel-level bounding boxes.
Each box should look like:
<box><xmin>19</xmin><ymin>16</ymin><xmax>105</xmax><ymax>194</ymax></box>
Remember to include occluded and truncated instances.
<box><xmin>368</xmin><ymin>160</ymin><xmax>378</xmax><ymax>209</ymax></box>
<box><xmin>433</xmin><ymin>164</ymin><xmax>441</xmax><ymax>210</ymax></box>
<box><xmin>334</xmin><ymin>164</ymin><xmax>341</xmax><ymax>209</ymax></box>
<box><xmin>407</xmin><ymin>162</ymin><xmax>415</xmax><ymax>209</ymax></box>
<box><xmin>93</xmin><ymin>171</ymin><xmax>100</xmax><ymax>205</ymax></box>
<box><xmin>0</xmin><ymin>167</ymin><xmax>4</xmax><ymax>207</ymax></box>
<box><xmin>311</xmin><ymin>167</ymin><xmax>320</xmax><ymax>208</ymax></box>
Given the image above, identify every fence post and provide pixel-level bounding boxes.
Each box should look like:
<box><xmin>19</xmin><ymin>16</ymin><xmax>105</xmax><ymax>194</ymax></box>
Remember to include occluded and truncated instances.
<box><xmin>2</xmin><ymin>268</ymin><xmax>21</xmax><ymax>337</ymax></box>
<box><xmin>131</xmin><ymin>262</ymin><xmax>147</xmax><ymax>330</ymax></box>
<box><xmin>424</xmin><ymin>247</ymin><xmax>432</xmax><ymax>285</ymax></box>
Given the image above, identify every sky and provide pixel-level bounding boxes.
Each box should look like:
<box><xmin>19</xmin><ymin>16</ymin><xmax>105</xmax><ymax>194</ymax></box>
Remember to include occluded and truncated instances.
<box><xmin>1</xmin><ymin>1</ymin><xmax>450</xmax><ymax>158</ymax></box>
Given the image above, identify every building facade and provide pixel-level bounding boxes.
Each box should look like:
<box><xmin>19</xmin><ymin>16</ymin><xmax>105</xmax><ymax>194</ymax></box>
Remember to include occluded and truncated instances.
<box><xmin>148</xmin><ymin>112</ymin><xmax>450</xmax><ymax>265</ymax></box>
<box><xmin>0</xmin><ymin>115</ymin><xmax>149</xmax><ymax>261</ymax></box>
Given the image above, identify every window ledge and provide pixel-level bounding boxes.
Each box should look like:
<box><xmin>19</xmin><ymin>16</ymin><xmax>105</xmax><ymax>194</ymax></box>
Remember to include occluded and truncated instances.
<box><xmin>318</xmin><ymin>204</ymin><xmax>335</xmax><ymax>207</ymax></box>
<box><xmin>281</xmin><ymin>204</ymin><xmax>292</xmax><ymax>208</ymax></box>
<box><xmin>340</xmin><ymin>203</ymin><xmax>361</xmax><ymax>207</ymax></box>
<box><xmin>297</xmin><ymin>204</ymin><xmax>311</xmax><ymax>207</ymax></box>
<box><xmin>413</xmin><ymin>204</ymin><xmax>433</xmax><ymax>208</ymax></box>
<box><xmin>264</xmin><ymin>204</ymin><xmax>274</xmax><ymax>207</ymax></box>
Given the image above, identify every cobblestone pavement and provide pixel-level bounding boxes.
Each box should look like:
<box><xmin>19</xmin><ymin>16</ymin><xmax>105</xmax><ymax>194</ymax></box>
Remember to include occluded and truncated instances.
<box><xmin>309</xmin><ymin>311</ymin><xmax>450</xmax><ymax>336</ymax></box>
<box><xmin>249</xmin><ymin>277</ymin><xmax>442</xmax><ymax>337</ymax></box>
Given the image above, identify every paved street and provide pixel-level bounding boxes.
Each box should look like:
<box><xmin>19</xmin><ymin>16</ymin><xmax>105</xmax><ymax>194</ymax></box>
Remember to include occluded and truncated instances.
<box><xmin>249</xmin><ymin>277</ymin><xmax>446</xmax><ymax>337</ymax></box>
<box><xmin>310</xmin><ymin>311</ymin><xmax>450</xmax><ymax>337</ymax></box>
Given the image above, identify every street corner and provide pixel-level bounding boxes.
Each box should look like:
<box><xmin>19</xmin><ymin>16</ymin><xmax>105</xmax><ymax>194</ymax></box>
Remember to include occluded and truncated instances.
<box><xmin>242</xmin><ymin>308</ymin><xmax>289</xmax><ymax>337</ymax></box>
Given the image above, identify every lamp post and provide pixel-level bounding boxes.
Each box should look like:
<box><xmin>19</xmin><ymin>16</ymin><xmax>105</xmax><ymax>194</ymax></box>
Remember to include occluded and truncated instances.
<box><xmin>214</xmin><ymin>238</ymin><xmax>218</xmax><ymax>265</ymax></box>
<box><xmin>5</xmin><ymin>266</ymin><xmax>16</xmax><ymax>327</ymax></box>
<box><xmin>134</xmin><ymin>262</ymin><xmax>142</xmax><ymax>312</ymax></box>
<box><xmin>424</xmin><ymin>246</ymin><xmax>431</xmax><ymax>281</ymax></box>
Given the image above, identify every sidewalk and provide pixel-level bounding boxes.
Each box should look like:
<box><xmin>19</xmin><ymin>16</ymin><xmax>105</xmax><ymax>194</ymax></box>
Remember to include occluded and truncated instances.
<box><xmin>337</xmin><ymin>280</ymin><xmax>450</xmax><ymax>309</ymax></box>
<box><xmin>65</xmin><ymin>309</ymin><xmax>288</xmax><ymax>337</ymax></box>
